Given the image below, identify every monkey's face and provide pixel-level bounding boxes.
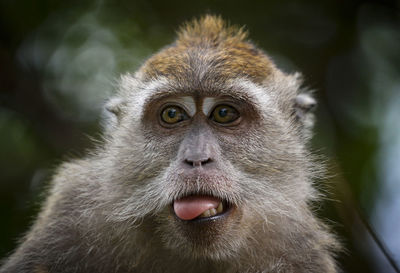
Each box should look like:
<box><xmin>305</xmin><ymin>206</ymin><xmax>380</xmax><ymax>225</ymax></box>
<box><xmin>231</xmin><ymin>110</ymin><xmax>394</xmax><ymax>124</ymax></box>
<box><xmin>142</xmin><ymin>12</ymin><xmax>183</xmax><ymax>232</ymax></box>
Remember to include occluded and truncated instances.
<box><xmin>104</xmin><ymin>72</ymin><xmax>315</xmax><ymax>260</ymax></box>
<box><xmin>101</xmin><ymin>18</ymin><xmax>318</xmax><ymax>260</ymax></box>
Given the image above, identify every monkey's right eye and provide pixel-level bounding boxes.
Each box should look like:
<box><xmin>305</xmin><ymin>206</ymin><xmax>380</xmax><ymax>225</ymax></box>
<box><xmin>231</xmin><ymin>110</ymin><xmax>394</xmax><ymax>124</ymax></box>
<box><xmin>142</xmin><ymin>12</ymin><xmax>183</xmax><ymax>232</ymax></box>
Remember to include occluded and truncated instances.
<box><xmin>210</xmin><ymin>105</ymin><xmax>240</xmax><ymax>124</ymax></box>
<box><xmin>160</xmin><ymin>106</ymin><xmax>189</xmax><ymax>124</ymax></box>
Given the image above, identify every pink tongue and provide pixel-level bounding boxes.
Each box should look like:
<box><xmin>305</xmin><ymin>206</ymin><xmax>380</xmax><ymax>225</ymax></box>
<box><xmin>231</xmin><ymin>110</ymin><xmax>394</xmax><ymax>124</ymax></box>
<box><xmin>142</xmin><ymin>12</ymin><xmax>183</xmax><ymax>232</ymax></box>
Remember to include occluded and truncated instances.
<box><xmin>173</xmin><ymin>196</ymin><xmax>220</xmax><ymax>220</ymax></box>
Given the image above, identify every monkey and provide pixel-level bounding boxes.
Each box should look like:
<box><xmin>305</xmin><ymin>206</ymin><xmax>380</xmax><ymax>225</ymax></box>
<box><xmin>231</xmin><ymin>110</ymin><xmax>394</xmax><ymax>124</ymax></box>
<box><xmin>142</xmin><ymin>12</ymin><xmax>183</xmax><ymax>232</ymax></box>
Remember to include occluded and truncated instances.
<box><xmin>0</xmin><ymin>15</ymin><xmax>339</xmax><ymax>273</ymax></box>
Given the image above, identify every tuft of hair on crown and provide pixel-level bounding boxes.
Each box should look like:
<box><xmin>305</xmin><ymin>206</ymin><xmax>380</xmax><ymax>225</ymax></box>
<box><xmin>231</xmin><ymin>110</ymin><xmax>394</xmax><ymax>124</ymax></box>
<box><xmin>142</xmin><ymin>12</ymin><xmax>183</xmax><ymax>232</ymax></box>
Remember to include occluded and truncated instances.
<box><xmin>141</xmin><ymin>14</ymin><xmax>275</xmax><ymax>83</ymax></box>
<box><xmin>176</xmin><ymin>15</ymin><xmax>249</xmax><ymax>46</ymax></box>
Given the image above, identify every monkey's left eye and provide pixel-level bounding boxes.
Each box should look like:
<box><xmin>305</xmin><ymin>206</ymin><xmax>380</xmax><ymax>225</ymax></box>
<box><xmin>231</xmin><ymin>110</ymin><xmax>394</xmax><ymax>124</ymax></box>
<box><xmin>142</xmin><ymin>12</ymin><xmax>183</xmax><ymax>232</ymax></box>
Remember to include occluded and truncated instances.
<box><xmin>210</xmin><ymin>105</ymin><xmax>240</xmax><ymax>124</ymax></box>
<box><xmin>161</xmin><ymin>106</ymin><xmax>189</xmax><ymax>124</ymax></box>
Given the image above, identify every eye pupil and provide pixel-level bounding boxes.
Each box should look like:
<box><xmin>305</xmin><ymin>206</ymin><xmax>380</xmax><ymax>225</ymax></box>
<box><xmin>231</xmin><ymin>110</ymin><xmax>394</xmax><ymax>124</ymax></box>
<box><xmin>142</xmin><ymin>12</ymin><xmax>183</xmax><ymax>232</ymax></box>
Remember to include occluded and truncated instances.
<box><xmin>218</xmin><ymin>108</ymin><xmax>228</xmax><ymax>117</ymax></box>
<box><xmin>168</xmin><ymin>109</ymin><xmax>177</xmax><ymax>118</ymax></box>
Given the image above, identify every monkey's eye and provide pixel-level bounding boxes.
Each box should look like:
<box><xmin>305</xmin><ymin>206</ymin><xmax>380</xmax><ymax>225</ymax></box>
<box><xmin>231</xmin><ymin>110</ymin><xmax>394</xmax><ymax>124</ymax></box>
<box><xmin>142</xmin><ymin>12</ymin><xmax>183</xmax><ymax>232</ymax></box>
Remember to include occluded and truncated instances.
<box><xmin>211</xmin><ymin>105</ymin><xmax>240</xmax><ymax>124</ymax></box>
<box><xmin>161</xmin><ymin>106</ymin><xmax>189</xmax><ymax>124</ymax></box>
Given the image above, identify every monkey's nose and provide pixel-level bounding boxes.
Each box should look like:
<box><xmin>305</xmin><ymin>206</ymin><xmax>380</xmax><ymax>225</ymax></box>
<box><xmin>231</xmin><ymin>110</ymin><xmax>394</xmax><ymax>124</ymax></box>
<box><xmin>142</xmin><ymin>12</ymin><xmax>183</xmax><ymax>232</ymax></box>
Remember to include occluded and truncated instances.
<box><xmin>184</xmin><ymin>158</ymin><xmax>212</xmax><ymax>167</ymax></box>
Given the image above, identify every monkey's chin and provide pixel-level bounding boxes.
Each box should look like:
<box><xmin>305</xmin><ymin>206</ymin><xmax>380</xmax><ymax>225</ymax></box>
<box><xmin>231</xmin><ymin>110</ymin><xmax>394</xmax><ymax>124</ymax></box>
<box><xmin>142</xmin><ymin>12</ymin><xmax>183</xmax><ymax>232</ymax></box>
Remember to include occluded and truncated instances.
<box><xmin>161</xmin><ymin>197</ymin><xmax>243</xmax><ymax>260</ymax></box>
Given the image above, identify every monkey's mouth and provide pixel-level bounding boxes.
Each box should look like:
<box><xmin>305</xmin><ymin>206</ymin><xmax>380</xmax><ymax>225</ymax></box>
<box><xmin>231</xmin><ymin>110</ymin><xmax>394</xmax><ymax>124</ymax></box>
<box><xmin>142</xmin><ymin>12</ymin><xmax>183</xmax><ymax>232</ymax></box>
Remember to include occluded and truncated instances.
<box><xmin>172</xmin><ymin>195</ymin><xmax>232</xmax><ymax>222</ymax></box>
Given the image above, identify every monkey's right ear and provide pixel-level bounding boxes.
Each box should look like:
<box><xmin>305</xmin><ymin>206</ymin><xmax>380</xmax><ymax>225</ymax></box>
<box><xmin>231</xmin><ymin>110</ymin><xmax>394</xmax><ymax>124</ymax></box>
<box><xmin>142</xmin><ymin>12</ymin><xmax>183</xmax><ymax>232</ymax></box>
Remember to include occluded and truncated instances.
<box><xmin>294</xmin><ymin>93</ymin><xmax>316</xmax><ymax>138</ymax></box>
<box><xmin>102</xmin><ymin>97</ymin><xmax>125</xmax><ymax>131</ymax></box>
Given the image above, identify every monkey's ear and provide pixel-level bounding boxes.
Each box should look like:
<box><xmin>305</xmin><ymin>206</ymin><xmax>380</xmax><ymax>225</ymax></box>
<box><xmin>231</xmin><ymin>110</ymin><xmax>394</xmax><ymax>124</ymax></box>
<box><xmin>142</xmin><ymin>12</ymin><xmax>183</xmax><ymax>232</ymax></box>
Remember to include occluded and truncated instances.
<box><xmin>102</xmin><ymin>97</ymin><xmax>125</xmax><ymax>131</ymax></box>
<box><xmin>294</xmin><ymin>93</ymin><xmax>316</xmax><ymax>138</ymax></box>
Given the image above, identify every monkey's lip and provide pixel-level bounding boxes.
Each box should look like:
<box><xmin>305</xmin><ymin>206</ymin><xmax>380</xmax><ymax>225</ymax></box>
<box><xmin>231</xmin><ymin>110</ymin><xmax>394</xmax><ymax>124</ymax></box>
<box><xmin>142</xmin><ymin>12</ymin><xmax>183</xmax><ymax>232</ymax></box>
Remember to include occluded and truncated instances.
<box><xmin>171</xmin><ymin>196</ymin><xmax>233</xmax><ymax>223</ymax></box>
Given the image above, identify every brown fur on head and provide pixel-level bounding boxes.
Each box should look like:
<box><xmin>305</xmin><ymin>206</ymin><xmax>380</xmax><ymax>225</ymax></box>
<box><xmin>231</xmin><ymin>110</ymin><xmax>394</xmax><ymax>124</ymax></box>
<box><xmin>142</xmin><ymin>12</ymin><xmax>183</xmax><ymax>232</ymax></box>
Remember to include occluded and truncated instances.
<box><xmin>141</xmin><ymin>15</ymin><xmax>274</xmax><ymax>83</ymax></box>
<box><xmin>0</xmin><ymin>15</ymin><xmax>338</xmax><ymax>273</ymax></box>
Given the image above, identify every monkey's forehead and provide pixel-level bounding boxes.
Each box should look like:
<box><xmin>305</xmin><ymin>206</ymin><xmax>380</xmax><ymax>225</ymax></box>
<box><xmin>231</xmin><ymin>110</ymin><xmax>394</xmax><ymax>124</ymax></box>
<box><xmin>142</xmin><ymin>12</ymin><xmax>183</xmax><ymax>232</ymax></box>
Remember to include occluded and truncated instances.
<box><xmin>139</xmin><ymin>41</ymin><xmax>275</xmax><ymax>85</ymax></box>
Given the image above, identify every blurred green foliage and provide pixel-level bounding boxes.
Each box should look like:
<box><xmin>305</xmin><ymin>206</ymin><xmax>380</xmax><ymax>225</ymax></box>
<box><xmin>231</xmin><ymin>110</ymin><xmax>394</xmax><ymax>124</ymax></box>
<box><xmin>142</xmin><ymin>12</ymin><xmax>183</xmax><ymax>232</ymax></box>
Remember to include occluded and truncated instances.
<box><xmin>1</xmin><ymin>0</ymin><xmax>399</xmax><ymax>272</ymax></box>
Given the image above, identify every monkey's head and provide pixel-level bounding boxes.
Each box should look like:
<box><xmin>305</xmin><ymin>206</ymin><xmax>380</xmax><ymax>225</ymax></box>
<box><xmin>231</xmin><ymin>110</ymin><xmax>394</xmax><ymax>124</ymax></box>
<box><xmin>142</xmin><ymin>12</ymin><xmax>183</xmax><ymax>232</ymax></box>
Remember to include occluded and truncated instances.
<box><xmin>101</xmin><ymin>15</ymin><xmax>318</xmax><ymax>261</ymax></box>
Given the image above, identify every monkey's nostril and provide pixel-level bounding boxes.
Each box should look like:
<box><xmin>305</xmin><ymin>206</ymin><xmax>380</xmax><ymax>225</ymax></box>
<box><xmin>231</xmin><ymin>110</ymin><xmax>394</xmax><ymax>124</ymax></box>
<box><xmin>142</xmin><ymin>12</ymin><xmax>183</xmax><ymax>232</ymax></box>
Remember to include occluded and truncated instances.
<box><xmin>202</xmin><ymin>158</ymin><xmax>212</xmax><ymax>164</ymax></box>
<box><xmin>184</xmin><ymin>158</ymin><xmax>212</xmax><ymax>167</ymax></box>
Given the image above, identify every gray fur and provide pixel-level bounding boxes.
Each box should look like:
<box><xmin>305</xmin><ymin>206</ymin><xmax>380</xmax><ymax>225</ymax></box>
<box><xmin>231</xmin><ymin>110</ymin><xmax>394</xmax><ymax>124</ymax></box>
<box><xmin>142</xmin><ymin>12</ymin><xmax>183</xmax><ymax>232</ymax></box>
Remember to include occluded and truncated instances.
<box><xmin>0</xmin><ymin>19</ymin><xmax>339</xmax><ymax>273</ymax></box>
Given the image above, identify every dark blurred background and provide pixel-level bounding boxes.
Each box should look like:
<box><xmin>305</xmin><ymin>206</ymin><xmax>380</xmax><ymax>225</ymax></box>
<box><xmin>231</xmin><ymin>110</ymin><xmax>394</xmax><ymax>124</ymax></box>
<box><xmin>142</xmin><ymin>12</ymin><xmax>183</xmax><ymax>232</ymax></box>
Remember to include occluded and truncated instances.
<box><xmin>1</xmin><ymin>0</ymin><xmax>399</xmax><ymax>272</ymax></box>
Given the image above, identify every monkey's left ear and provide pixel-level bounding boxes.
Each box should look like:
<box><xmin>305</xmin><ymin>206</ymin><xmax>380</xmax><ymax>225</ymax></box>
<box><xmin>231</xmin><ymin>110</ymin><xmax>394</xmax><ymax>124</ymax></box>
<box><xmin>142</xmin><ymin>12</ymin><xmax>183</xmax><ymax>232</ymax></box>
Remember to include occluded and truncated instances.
<box><xmin>294</xmin><ymin>93</ymin><xmax>316</xmax><ymax>138</ymax></box>
<box><xmin>101</xmin><ymin>97</ymin><xmax>125</xmax><ymax>132</ymax></box>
